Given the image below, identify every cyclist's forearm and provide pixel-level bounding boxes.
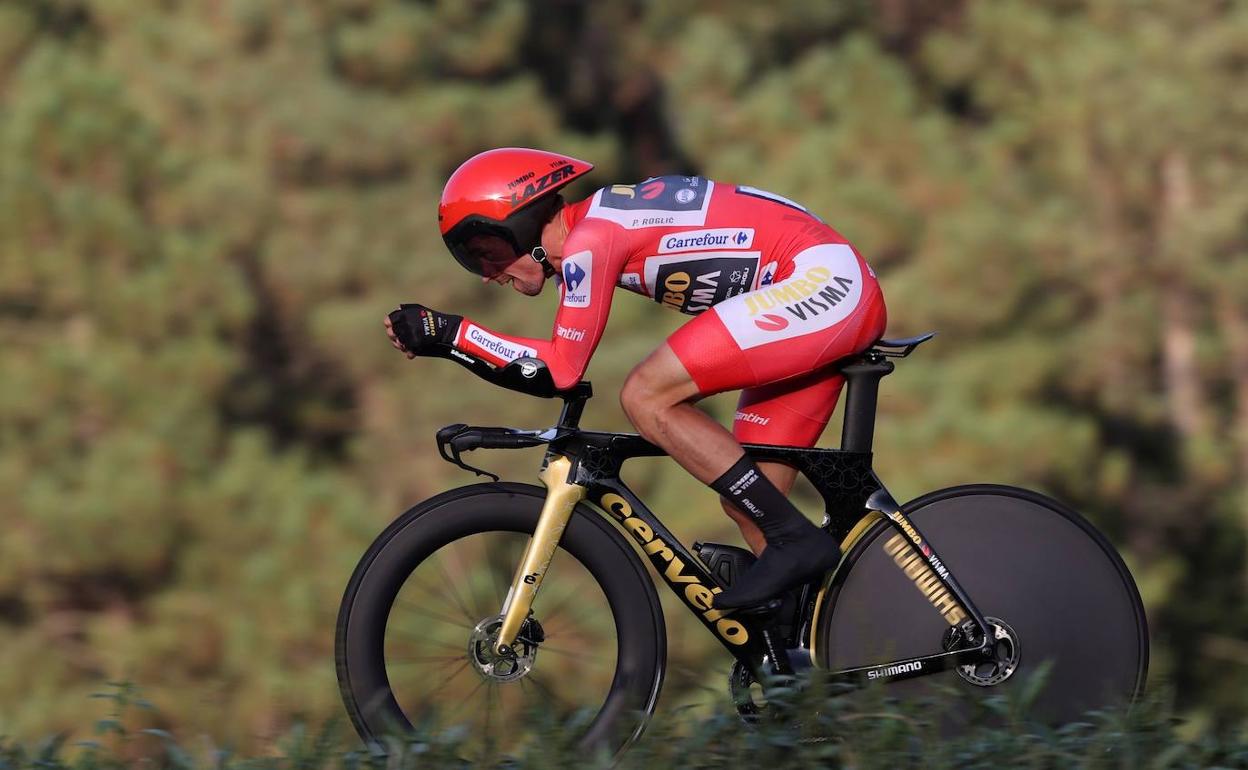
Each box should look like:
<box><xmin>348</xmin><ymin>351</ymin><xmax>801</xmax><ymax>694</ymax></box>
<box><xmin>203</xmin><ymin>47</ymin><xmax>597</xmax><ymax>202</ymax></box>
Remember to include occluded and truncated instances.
<box><xmin>452</xmin><ymin>318</ymin><xmax>545</xmax><ymax>366</ymax></box>
<box><xmin>451</xmin><ymin>319</ymin><xmax>584</xmax><ymax>388</ymax></box>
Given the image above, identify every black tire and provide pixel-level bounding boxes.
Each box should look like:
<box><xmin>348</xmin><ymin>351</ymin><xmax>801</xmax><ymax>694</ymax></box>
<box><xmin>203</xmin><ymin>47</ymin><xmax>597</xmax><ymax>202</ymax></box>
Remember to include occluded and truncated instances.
<box><xmin>336</xmin><ymin>483</ymin><xmax>666</xmax><ymax>758</ymax></box>
<box><xmin>815</xmin><ymin>485</ymin><xmax>1148</xmax><ymax>723</ymax></box>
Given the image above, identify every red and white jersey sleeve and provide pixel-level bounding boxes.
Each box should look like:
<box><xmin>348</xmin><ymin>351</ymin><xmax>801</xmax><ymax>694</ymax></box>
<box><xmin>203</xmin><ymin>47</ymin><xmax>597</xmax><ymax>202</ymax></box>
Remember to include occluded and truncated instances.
<box><xmin>450</xmin><ymin>218</ymin><xmax>628</xmax><ymax>390</ymax></box>
<box><xmin>448</xmin><ymin>174</ymin><xmax>882</xmax><ymax>395</ymax></box>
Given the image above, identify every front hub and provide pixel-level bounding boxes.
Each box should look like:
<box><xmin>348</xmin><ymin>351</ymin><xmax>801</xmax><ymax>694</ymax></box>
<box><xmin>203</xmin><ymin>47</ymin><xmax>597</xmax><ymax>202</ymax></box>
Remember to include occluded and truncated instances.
<box><xmin>468</xmin><ymin>615</ymin><xmax>544</xmax><ymax>682</ymax></box>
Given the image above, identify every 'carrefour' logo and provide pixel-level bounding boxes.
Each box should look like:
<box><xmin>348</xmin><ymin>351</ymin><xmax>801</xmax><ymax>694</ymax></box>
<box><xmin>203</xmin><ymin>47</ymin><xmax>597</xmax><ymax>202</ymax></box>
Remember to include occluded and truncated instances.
<box><xmin>562</xmin><ymin>251</ymin><xmax>593</xmax><ymax>308</ymax></box>
<box><xmin>657</xmin><ymin>228</ymin><xmax>755</xmax><ymax>254</ymax></box>
<box><xmin>564</xmin><ymin>261</ymin><xmax>586</xmax><ymax>292</ymax></box>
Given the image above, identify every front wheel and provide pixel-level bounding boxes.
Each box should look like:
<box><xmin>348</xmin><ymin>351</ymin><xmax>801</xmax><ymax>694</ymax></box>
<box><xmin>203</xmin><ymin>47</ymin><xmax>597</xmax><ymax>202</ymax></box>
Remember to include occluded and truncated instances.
<box><xmin>815</xmin><ymin>485</ymin><xmax>1148</xmax><ymax>723</ymax></box>
<box><xmin>335</xmin><ymin>483</ymin><xmax>666</xmax><ymax>760</ymax></box>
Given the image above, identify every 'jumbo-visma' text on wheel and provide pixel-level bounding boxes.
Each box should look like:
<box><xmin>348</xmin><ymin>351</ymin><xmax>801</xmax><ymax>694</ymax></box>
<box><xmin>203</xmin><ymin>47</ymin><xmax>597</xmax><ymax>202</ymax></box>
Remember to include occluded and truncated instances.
<box><xmin>816</xmin><ymin>485</ymin><xmax>1148</xmax><ymax>724</ymax></box>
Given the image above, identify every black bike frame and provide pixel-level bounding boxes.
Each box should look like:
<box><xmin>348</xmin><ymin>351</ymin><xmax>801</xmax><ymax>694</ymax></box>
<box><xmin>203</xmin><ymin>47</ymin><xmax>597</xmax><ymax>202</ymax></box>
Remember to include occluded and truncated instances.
<box><xmin>434</xmin><ymin>344</ymin><xmax>998</xmax><ymax>687</ymax></box>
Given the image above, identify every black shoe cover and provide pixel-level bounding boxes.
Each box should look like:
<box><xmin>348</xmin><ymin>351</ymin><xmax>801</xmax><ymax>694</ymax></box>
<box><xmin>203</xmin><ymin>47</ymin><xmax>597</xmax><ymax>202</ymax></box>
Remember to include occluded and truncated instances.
<box><xmin>712</xmin><ymin>529</ymin><xmax>841</xmax><ymax>609</ymax></box>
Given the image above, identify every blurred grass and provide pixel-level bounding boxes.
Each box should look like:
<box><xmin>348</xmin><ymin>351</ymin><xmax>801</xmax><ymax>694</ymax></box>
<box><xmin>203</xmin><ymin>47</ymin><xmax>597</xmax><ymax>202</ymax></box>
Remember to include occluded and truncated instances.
<box><xmin>3</xmin><ymin>678</ymin><xmax>1246</xmax><ymax>770</ymax></box>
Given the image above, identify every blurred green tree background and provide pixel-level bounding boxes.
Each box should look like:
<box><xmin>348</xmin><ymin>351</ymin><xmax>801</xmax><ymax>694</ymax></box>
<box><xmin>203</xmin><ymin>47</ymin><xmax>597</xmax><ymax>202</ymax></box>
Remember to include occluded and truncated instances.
<box><xmin>1</xmin><ymin>0</ymin><xmax>1245</xmax><ymax>749</ymax></box>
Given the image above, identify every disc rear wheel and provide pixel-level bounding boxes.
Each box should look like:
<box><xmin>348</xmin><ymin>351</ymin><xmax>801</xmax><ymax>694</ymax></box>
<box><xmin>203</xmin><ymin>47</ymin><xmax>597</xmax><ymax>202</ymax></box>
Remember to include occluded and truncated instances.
<box><xmin>816</xmin><ymin>485</ymin><xmax>1148</xmax><ymax>724</ymax></box>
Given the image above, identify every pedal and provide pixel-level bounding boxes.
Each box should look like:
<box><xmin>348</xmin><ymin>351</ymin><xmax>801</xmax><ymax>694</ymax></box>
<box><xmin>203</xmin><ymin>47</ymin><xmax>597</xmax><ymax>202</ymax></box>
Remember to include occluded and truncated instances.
<box><xmin>732</xmin><ymin>598</ymin><xmax>784</xmax><ymax>617</ymax></box>
<box><xmin>692</xmin><ymin>541</ymin><xmax>756</xmax><ymax>589</ymax></box>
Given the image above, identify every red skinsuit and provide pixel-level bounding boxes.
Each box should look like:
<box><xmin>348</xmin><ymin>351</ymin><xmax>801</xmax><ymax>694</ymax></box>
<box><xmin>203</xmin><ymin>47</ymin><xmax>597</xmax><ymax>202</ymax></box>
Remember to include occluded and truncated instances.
<box><xmin>451</xmin><ymin>176</ymin><xmax>887</xmax><ymax>447</ymax></box>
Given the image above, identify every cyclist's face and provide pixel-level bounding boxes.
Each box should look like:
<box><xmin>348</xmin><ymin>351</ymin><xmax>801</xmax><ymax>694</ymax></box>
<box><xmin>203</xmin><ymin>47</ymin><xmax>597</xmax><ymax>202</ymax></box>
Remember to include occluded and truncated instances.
<box><xmin>464</xmin><ymin>235</ymin><xmax>520</xmax><ymax>278</ymax></box>
<box><xmin>469</xmin><ymin>235</ymin><xmax>546</xmax><ymax>296</ymax></box>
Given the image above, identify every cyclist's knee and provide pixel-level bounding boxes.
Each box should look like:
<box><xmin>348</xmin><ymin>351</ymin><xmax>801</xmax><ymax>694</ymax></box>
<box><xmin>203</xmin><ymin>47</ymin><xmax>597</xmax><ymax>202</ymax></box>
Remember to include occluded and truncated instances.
<box><xmin>621</xmin><ymin>363</ymin><xmax>678</xmax><ymax>429</ymax></box>
<box><xmin>619</xmin><ymin>364</ymin><xmax>656</xmax><ymax>426</ymax></box>
<box><xmin>621</xmin><ymin>347</ymin><xmax>701</xmax><ymax>429</ymax></box>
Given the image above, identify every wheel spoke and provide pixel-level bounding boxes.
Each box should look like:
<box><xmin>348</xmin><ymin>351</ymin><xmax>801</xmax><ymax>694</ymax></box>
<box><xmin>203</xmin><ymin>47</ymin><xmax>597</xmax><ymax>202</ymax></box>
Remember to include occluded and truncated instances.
<box><xmin>424</xmin><ymin>658</ymin><xmax>473</xmax><ymax>701</ymax></box>
<box><xmin>481</xmin><ymin>682</ymin><xmax>498</xmax><ymax>763</ymax></box>
<box><xmin>456</xmin><ymin>536</ymin><xmax>504</xmax><ymax>621</ymax></box>
<box><xmin>484</xmin><ymin>536</ymin><xmax>524</xmax><ymax>611</ymax></box>
<box><xmin>348</xmin><ymin>513</ymin><xmax>656</xmax><ymax>760</ymax></box>
<box><xmin>525</xmin><ymin>671</ymin><xmax>570</xmax><ymax>715</ymax></box>
<box><xmin>387</xmin><ymin>654</ymin><xmax>466</xmax><ymax>666</ymax></box>
<box><xmin>393</xmin><ymin>597</ymin><xmax>477</xmax><ymax>631</ymax></box>
<box><xmin>535</xmin><ymin>643</ymin><xmax>608</xmax><ymax>665</ymax></box>
<box><xmin>387</xmin><ymin>634</ymin><xmax>466</xmax><ymax>658</ymax></box>
<box><xmin>444</xmin><ymin>534</ymin><xmax>488</xmax><ymax>619</ymax></box>
<box><xmin>431</xmin><ymin>553</ymin><xmax>479</xmax><ymax>625</ymax></box>
<box><xmin>399</xmin><ymin>574</ymin><xmax>463</xmax><ymax>611</ymax></box>
<box><xmin>452</xmin><ymin>677</ymin><xmax>487</xmax><ymax>718</ymax></box>
<box><xmin>533</xmin><ymin>582</ymin><xmax>585</xmax><ymax>627</ymax></box>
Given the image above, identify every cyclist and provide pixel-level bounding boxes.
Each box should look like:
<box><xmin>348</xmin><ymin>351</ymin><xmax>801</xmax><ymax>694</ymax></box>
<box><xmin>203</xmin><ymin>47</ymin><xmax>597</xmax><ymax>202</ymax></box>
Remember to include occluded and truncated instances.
<box><xmin>386</xmin><ymin>148</ymin><xmax>887</xmax><ymax>609</ymax></box>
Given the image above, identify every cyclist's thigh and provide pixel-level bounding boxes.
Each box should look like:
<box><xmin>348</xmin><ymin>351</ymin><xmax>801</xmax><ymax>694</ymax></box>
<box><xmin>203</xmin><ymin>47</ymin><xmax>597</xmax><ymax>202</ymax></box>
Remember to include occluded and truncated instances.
<box><xmin>667</xmin><ymin>242</ymin><xmax>887</xmax><ymax>396</ymax></box>
<box><xmin>733</xmin><ymin>370</ymin><xmax>847</xmax><ymax>449</ymax></box>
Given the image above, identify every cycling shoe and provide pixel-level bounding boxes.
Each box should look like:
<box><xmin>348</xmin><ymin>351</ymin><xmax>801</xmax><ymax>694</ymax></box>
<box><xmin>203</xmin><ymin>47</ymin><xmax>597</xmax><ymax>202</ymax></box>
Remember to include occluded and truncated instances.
<box><xmin>711</xmin><ymin>529</ymin><xmax>840</xmax><ymax>609</ymax></box>
<box><xmin>693</xmin><ymin>541</ymin><xmax>756</xmax><ymax>588</ymax></box>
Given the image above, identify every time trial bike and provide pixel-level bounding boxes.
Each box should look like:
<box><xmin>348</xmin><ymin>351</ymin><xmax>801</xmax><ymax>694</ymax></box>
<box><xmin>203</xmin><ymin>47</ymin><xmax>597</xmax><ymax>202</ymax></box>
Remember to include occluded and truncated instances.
<box><xmin>334</xmin><ymin>332</ymin><xmax>1149</xmax><ymax>758</ymax></box>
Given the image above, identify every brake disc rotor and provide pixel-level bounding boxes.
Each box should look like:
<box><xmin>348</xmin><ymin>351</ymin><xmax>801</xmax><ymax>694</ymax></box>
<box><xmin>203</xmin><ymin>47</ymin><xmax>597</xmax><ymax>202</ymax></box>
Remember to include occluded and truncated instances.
<box><xmin>954</xmin><ymin>616</ymin><xmax>1021</xmax><ymax>687</ymax></box>
<box><xmin>468</xmin><ymin>615</ymin><xmax>544</xmax><ymax>683</ymax></box>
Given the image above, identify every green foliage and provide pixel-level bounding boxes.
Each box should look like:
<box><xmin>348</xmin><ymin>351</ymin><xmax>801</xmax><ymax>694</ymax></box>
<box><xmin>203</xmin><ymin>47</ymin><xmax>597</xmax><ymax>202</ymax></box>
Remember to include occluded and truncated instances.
<box><xmin>0</xmin><ymin>0</ymin><xmax>1246</xmax><ymax>751</ymax></box>
<box><xmin>3</xmin><ymin>679</ymin><xmax>1248</xmax><ymax>769</ymax></box>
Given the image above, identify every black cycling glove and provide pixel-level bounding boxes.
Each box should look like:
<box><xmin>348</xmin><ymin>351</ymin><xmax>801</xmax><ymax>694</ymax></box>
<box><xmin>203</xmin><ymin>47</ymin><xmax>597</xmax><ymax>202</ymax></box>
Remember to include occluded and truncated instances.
<box><xmin>389</xmin><ymin>303</ymin><xmax>463</xmax><ymax>353</ymax></box>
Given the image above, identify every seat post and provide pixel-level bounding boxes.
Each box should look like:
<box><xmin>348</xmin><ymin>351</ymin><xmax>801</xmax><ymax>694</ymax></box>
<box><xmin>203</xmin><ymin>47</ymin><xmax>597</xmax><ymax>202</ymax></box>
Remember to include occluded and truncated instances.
<box><xmin>839</xmin><ymin>357</ymin><xmax>894</xmax><ymax>453</ymax></box>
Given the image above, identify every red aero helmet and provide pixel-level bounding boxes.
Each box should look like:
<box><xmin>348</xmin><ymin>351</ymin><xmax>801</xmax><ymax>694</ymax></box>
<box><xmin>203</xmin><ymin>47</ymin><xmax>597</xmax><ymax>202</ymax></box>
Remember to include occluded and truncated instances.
<box><xmin>439</xmin><ymin>148</ymin><xmax>594</xmax><ymax>276</ymax></box>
